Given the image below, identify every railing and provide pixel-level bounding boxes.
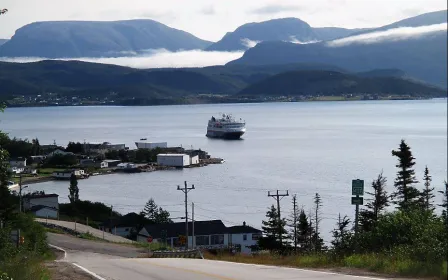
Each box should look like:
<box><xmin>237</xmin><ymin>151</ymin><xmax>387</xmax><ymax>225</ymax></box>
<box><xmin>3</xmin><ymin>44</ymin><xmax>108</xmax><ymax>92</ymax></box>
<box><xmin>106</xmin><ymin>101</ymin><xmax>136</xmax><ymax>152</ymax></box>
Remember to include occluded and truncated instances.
<box><xmin>151</xmin><ymin>249</ymin><xmax>203</xmax><ymax>259</ymax></box>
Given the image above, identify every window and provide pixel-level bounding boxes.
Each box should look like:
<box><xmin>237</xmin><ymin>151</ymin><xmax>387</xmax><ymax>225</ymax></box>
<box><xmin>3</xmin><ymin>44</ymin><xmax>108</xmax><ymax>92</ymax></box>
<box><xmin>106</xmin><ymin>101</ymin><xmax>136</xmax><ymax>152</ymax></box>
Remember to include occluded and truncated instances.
<box><xmin>243</xmin><ymin>234</ymin><xmax>247</xmax><ymax>241</ymax></box>
<box><xmin>195</xmin><ymin>236</ymin><xmax>210</xmax><ymax>246</ymax></box>
<box><xmin>252</xmin><ymin>233</ymin><xmax>261</xmax><ymax>241</ymax></box>
<box><xmin>211</xmin><ymin>234</ymin><xmax>224</xmax><ymax>245</ymax></box>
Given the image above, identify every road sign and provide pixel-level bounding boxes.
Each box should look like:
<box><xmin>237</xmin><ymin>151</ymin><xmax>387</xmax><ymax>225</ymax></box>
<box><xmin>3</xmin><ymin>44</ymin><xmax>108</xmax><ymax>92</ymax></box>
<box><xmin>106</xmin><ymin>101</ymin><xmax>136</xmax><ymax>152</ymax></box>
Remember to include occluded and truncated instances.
<box><xmin>179</xmin><ymin>235</ymin><xmax>186</xmax><ymax>245</ymax></box>
<box><xmin>147</xmin><ymin>236</ymin><xmax>153</xmax><ymax>243</ymax></box>
<box><xmin>351</xmin><ymin>196</ymin><xmax>364</xmax><ymax>205</ymax></box>
<box><xmin>352</xmin><ymin>179</ymin><xmax>364</xmax><ymax>196</ymax></box>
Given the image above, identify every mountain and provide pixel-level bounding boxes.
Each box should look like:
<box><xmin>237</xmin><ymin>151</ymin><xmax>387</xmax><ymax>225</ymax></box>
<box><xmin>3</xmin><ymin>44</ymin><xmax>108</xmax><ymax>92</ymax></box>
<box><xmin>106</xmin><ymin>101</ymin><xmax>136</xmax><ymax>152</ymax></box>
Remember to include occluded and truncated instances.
<box><xmin>238</xmin><ymin>70</ymin><xmax>446</xmax><ymax>97</ymax></box>
<box><xmin>0</xmin><ymin>39</ymin><xmax>7</xmax><ymax>46</ymax></box>
<box><xmin>206</xmin><ymin>18</ymin><xmax>318</xmax><ymax>51</ymax></box>
<box><xmin>228</xmin><ymin>29</ymin><xmax>447</xmax><ymax>88</ymax></box>
<box><xmin>206</xmin><ymin>18</ymin><xmax>367</xmax><ymax>51</ymax></box>
<box><xmin>0</xmin><ymin>20</ymin><xmax>212</xmax><ymax>58</ymax></box>
<box><xmin>313</xmin><ymin>27</ymin><xmax>368</xmax><ymax>41</ymax></box>
<box><xmin>351</xmin><ymin>10</ymin><xmax>447</xmax><ymax>36</ymax></box>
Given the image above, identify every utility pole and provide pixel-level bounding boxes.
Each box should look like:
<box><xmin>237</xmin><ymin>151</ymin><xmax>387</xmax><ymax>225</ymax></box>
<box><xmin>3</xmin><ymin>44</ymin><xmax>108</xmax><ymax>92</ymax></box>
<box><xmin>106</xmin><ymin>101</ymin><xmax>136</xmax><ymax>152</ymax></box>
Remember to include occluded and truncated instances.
<box><xmin>178</xmin><ymin>181</ymin><xmax>195</xmax><ymax>250</ymax></box>
<box><xmin>268</xmin><ymin>190</ymin><xmax>289</xmax><ymax>246</ymax></box>
<box><xmin>192</xmin><ymin>202</ymin><xmax>195</xmax><ymax>249</ymax></box>
<box><xmin>18</xmin><ymin>175</ymin><xmax>28</xmax><ymax>213</ymax></box>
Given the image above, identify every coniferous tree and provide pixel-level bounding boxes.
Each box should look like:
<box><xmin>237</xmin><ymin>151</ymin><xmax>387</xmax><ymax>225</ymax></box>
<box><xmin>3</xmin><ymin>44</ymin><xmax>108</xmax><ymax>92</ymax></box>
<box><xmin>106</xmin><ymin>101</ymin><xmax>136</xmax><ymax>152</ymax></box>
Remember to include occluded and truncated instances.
<box><xmin>331</xmin><ymin>214</ymin><xmax>353</xmax><ymax>256</ymax></box>
<box><xmin>297</xmin><ymin>209</ymin><xmax>314</xmax><ymax>252</ymax></box>
<box><xmin>141</xmin><ymin>198</ymin><xmax>172</xmax><ymax>224</ymax></box>
<box><xmin>313</xmin><ymin>193</ymin><xmax>323</xmax><ymax>252</ymax></box>
<box><xmin>439</xmin><ymin>181</ymin><xmax>448</xmax><ymax>226</ymax></box>
<box><xmin>420</xmin><ymin>166</ymin><xmax>435</xmax><ymax>212</ymax></box>
<box><xmin>288</xmin><ymin>195</ymin><xmax>300</xmax><ymax>251</ymax></box>
<box><xmin>259</xmin><ymin>205</ymin><xmax>287</xmax><ymax>250</ymax></box>
<box><xmin>68</xmin><ymin>174</ymin><xmax>79</xmax><ymax>203</ymax></box>
<box><xmin>359</xmin><ymin>172</ymin><xmax>389</xmax><ymax>232</ymax></box>
<box><xmin>391</xmin><ymin>139</ymin><xmax>420</xmax><ymax>210</ymax></box>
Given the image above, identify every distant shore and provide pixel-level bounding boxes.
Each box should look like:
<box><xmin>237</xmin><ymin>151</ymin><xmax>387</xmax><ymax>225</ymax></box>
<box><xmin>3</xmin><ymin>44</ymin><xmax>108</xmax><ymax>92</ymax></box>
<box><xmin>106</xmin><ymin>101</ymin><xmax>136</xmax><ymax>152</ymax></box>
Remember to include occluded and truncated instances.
<box><xmin>5</xmin><ymin>96</ymin><xmax>441</xmax><ymax>108</ymax></box>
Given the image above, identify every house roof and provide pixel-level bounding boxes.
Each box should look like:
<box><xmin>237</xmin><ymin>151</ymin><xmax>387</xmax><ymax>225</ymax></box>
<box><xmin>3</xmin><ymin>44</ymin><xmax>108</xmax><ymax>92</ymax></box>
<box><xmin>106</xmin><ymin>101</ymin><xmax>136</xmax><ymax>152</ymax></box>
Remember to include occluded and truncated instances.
<box><xmin>10</xmin><ymin>157</ymin><xmax>26</xmax><ymax>161</ymax></box>
<box><xmin>102</xmin><ymin>212</ymin><xmax>143</xmax><ymax>228</ymax></box>
<box><xmin>227</xmin><ymin>225</ymin><xmax>262</xmax><ymax>234</ymax></box>
<box><xmin>140</xmin><ymin>220</ymin><xmax>227</xmax><ymax>239</ymax></box>
<box><xmin>25</xmin><ymin>194</ymin><xmax>59</xmax><ymax>199</ymax></box>
<box><xmin>30</xmin><ymin>205</ymin><xmax>58</xmax><ymax>212</ymax></box>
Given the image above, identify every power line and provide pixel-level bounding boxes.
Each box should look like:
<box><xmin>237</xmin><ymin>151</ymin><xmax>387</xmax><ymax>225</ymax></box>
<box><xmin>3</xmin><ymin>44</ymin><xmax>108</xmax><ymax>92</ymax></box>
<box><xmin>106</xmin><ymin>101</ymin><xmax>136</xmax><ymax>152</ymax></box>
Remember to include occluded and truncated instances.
<box><xmin>177</xmin><ymin>181</ymin><xmax>194</xmax><ymax>250</ymax></box>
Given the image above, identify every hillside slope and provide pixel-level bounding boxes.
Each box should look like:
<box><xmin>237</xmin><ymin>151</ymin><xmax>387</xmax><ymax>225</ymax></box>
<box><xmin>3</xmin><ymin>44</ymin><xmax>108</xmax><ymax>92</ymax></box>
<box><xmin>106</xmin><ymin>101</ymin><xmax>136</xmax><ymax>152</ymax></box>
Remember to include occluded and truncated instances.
<box><xmin>0</xmin><ymin>20</ymin><xmax>212</xmax><ymax>58</ymax></box>
<box><xmin>239</xmin><ymin>70</ymin><xmax>446</xmax><ymax>97</ymax></box>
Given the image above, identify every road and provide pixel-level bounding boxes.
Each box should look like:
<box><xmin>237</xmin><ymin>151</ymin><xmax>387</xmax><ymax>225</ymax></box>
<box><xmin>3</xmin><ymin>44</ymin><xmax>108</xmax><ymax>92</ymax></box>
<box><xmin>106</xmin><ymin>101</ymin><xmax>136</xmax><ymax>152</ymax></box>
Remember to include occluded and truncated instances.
<box><xmin>38</xmin><ymin>218</ymin><xmax>134</xmax><ymax>243</ymax></box>
<box><xmin>50</xmin><ymin>233</ymin><xmax>390</xmax><ymax>280</ymax></box>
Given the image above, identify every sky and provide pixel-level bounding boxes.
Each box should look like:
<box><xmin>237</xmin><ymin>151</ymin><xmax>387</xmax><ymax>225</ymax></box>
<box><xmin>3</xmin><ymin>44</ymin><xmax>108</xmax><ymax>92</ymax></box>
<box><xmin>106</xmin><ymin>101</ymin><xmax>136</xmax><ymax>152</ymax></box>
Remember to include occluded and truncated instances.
<box><xmin>0</xmin><ymin>0</ymin><xmax>447</xmax><ymax>41</ymax></box>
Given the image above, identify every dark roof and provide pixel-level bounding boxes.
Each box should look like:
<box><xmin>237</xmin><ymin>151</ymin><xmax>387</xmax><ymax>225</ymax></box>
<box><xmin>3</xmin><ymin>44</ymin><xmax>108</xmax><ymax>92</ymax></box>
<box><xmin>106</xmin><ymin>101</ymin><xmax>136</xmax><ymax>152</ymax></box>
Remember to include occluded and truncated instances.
<box><xmin>141</xmin><ymin>220</ymin><xmax>227</xmax><ymax>239</ymax></box>
<box><xmin>10</xmin><ymin>157</ymin><xmax>26</xmax><ymax>161</ymax></box>
<box><xmin>25</xmin><ymin>194</ymin><xmax>59</xmax><ymax>199</ymax></box>
<box><xmin>102</xmin><ymin>212</ymin><xmax>143</xmax><ymax>228</ymax></box>
<box><xmin>30</xmin><ymin>205</ymin><xmax>57</xmax><ymax>212</ymax></box>
<box><xmin>227</xmin><ymin>225</ymin><xmax>262</xmax><ymax>234</ymax></box>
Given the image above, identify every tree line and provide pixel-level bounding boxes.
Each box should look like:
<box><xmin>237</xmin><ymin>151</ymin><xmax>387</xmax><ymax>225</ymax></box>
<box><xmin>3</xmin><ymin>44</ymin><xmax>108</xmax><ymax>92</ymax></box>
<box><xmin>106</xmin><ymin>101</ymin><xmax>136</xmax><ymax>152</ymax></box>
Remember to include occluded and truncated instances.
<box><xmin>257</xmin><ymin>139</ymin><xmax>448</xmax><ymax>269</ymax></box>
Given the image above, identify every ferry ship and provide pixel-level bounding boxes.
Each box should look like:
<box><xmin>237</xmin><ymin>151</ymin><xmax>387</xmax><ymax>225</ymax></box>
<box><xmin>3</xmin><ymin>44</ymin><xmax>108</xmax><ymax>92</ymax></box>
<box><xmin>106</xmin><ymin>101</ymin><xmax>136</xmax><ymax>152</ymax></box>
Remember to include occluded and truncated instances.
<box><xmin>206</xmin><ymin>114</ymin><xmax>246</xmax><ymax>140</ymax></box>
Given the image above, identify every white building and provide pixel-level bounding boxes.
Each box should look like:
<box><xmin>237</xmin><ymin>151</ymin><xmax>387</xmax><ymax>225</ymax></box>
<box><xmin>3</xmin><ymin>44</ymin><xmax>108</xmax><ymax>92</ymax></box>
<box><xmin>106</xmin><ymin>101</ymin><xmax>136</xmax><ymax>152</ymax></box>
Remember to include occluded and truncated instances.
<box><xmin>52</xmin><ymin>169</ymin><xmax>85</xmax><ymax>179</ymax></box>
<box><xmin>227</xmin><ymin>222</ymin><xmax>262</xmax><ymax>254</ymax></box>
<box><xmin>9</xmin><ymin>166</ymin><xmax>25</xmax><ymax>174</ymax></box>
<box><xmin>9</xmin><ymin>158</ymin><xmax>27</xmax><ymax>167</ymax></box>
<box><xmin>135</xmin><ymin>142</ymin><xmax>168</xmax><ymax>150</ymax></box>
<box><xmin>157</xmin><ymin>154</ymin><xmax>190</xmax><ymax>167</ymax></box>
<box><xmin>190</xmin><ymin>155</ymin><xmax>199</xmax><ymax>165</ymax></box>
<box><xmin>24</xmin><ymin>193</ymin><xmax>59</xmax><ymax>219</ymax></box>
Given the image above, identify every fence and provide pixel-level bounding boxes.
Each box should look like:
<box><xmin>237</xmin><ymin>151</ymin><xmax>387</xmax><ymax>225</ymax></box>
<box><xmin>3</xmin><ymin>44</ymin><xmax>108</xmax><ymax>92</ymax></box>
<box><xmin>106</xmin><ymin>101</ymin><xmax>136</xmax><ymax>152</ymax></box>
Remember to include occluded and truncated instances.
<box><xmin>151</xmin><ymin>249</ymin><xmax>203</xmax><ymax>259</ymax></box>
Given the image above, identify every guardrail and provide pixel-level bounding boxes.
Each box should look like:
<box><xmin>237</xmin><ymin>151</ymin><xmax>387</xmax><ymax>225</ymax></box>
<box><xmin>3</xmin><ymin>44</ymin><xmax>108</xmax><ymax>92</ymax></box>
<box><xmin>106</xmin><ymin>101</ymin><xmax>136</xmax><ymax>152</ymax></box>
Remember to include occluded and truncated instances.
<box><xmin>151</xmin><ymin>249</ymin><xmax>203</xmax><ymax>259</ymax></box>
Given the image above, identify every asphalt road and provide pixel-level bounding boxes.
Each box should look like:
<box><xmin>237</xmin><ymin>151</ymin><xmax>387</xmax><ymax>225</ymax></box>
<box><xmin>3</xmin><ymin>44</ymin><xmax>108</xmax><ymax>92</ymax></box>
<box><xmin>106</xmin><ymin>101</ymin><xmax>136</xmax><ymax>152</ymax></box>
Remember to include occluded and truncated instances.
<box><xmin>50</xmin><ymin>233</ymin><xmax>390</xmax><ymax>280</ymax></box>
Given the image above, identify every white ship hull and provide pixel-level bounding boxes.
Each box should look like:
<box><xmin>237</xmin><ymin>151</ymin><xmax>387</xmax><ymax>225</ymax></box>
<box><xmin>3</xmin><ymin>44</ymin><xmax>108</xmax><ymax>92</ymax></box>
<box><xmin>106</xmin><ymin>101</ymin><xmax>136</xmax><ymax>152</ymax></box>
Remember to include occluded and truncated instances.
<box><xmin>206</xmin><ymin>114</ymin><xmax>246</xmax><ymax>140</ymax></box>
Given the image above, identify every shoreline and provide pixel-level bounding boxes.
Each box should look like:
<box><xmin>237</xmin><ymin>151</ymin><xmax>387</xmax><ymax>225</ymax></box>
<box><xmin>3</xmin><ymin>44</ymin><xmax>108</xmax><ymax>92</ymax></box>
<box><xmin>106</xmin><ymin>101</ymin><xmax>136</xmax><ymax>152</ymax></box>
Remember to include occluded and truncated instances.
<box><xmin>4</xmin><ymin>97</ymin><xmax>443</xmax><ymax>109</ymax></box>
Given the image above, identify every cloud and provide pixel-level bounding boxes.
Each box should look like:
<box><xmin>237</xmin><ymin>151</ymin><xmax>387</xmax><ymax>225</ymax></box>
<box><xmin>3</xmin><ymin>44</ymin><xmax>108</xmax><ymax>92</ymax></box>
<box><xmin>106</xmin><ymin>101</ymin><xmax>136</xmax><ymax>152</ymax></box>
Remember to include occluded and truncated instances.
<box><xmin>0</xmin><ymin>49</ymin><xmax>244</xmax><ymax>68</ymax></box>
<box><xmin>240</xmin><ymin>38</ymin><xmax>261</xmax><ymax>49</ymax></box>
<box><xmin>288</xmin><ymin>36</ymin><xmax>321</xmax><ymax>44</ymax></box>
<box><xmin>327</xmin><ymin>23</ymin><xmax>447</xmax><ymax>47</ymax></box>
<box><xmin>251</xmin><ymin>4</ymin><xmax>302</xmax><ymax>14</ymax></box>
<box><xmin>201</xmin><ymin>6</ymin><xmax>216</xmax><ymax>15</ymax></box>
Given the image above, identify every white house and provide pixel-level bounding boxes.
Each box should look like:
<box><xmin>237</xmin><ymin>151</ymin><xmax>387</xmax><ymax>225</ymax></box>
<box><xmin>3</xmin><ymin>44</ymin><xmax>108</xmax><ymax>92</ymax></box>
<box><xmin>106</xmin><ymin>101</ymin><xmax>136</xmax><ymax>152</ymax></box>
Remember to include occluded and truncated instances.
<box><xmin>227</xmin><ymin>222</ymin><xmax>262</xmax><ymax>254</ymax></box>
<box><xmin>137</xmin><ymin>220</ymin><xmax>262</xmax><ymax>254</ymax></box>
<box><xmin>157</xmin><ymin>154</ymin><xmax>190</xmax><ymax>167</ymax></box>
<box><xmin>190</xmin><ymin>155</ymin><xmax>199</xmax><ymax>165</ymax></box>
<box><xmin>52</xmin><ymin>169</ymin><xmax>85</xmax><ymax>179</ymax></box>
<box><xmin>80</xmin><ymin>159</ymin><xmax>108</xmax><ymax>169</ymax></box>
<box><xmin>23</xmin><ymin>193</ymin><xmax>59</xmax><ymax>219</ymax></box>
<box><xmin>9</xmin><ymin>157</ymin><xmax>27</xmax><ymax>167</ymax></box>
<box><xmin>9</xmin><ymin>166</ymin><xmax>25</xmax><ymax>174</ymax></box>
<box><xmin>100</xmin><ymin>212</ymin><xmax>142</xmax><ymax>238</ymax></box>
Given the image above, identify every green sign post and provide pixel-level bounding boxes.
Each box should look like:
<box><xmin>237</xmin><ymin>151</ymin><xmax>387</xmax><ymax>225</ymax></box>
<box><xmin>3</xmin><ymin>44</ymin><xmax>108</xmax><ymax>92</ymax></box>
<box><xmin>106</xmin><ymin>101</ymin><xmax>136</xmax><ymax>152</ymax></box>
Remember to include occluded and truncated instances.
<box><xmin>351</xmin><ymin>196</ymin><xmax>364</xmax><ymax>205</ymax></box>
<box><xmin>352</xmin><ymin>179</ymin><xmax>364</xmax><ymax>196</ymax></box>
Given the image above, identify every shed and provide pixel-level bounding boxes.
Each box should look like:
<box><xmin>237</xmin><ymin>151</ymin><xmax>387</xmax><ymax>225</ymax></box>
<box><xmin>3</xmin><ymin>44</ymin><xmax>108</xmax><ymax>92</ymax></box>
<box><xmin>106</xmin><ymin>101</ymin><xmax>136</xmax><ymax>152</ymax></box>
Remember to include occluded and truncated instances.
<box><xmin>157</xmin><ymin>154</ymin><xmax>190</xmax><ymax>167</ymax></box>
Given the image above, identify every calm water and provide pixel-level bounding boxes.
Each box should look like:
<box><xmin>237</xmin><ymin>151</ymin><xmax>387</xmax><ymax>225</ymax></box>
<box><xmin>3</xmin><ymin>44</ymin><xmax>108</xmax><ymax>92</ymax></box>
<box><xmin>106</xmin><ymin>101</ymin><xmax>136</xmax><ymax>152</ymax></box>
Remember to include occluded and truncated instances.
<box><xmin>2</xmin><ymin>100</ymin><xmax>447</xmax><ymax>242</ymax></box>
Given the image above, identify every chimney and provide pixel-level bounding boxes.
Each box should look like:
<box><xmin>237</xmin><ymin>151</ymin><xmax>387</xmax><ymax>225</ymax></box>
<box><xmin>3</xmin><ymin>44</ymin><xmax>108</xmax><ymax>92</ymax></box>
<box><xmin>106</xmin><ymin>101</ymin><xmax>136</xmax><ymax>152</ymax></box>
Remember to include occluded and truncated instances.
<box><xmin>243</xmin><ymin>221</ymin><xmax>246</xmax><ymax>226</ymax></box>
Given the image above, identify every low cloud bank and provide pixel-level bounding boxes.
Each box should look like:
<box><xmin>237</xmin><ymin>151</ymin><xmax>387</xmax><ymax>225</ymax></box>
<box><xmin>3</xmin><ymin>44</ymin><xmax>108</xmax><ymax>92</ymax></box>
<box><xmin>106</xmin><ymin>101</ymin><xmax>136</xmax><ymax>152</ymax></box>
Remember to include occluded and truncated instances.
<box><xmin>240</xmin><ymin>38</ymin><xmax>261</xmax><ymax>49</ymax></box>
<box><xmin>0</xmin><ymin>49</ymin><xmax>245</xmax><ymax>68</ymax></box>
<box><xmin>327</xmin><ymin>23</ymin><xmax>447</xmax><ymax>47</ymax></box>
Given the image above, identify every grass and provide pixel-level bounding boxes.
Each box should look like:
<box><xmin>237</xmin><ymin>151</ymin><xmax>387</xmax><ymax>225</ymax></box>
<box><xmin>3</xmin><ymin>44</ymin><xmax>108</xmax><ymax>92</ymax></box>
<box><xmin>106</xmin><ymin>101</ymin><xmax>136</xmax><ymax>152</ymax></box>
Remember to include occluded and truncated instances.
<box><xmin>45</xmin><ymin>227</ymin><xmax>66</xmax><ymax>235</ymax></box>
<box><xmin>205</xmin><ymin>252</ymin><xmax>447</xmax><ymax>279</ymax></box>
<box><xmin>79</xmin><ymin>231</ymin><xmax>102</xmax><ymax>241</ymax></box>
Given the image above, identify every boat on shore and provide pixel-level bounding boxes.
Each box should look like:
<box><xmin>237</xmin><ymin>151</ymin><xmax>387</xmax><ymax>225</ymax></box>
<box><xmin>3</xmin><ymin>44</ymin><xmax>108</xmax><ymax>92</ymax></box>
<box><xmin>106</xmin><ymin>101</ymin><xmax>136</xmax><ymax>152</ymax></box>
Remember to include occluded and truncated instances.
<box><xmin>206</xmin><ymin>114</ymin><xmax>246</xmax><ymax>140</ymax></box>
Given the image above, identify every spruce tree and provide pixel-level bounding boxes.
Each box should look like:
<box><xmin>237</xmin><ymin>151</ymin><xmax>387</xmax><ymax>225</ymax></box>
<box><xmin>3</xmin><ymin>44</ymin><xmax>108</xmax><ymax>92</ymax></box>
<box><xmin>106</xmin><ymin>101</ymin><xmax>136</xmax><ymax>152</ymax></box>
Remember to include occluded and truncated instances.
<box><xmin>331</xmin><ymin>214</ymin><xmax>353</xmax><ymax>256</ymax></box>
<box><xmin>297</xmin><ymin>209</ymin><xmax>314</xmax><ymax>252</ymax></box>
<box><xmin>359</xmin><ymin>172</ymin><xmax>389</xmax><ymax>232</ymax></box>
<box><xmin>142</xmin><ymin>198</ymin><xmax>159</xmax><ymax>222</ymax></box>
<box><xmin>288</xmin><ymin>195</ymin><xmax>300</xmax><ymax>251</ymax></box>
<box><xmin>259</xmin><ymin>205</ymin><xmax>287</xmax><ymax>250</ymax></box>
<box><xmin>68</xmin><ymin>174</ymin><xmax>79</xmax><ymax>203</ymax></box>
<box><xmin>439</xmin><ymin>181</ymin><xmax>448</xmax><ymax>226</ymax></box>
<box><xmin>313</xmin><ymin>193</ymin><xmax>323</xmax><ymax>252</ymax></box>
<box><xmin>391</xmin><ymin>139</ymin><xmax>420</xmax><ymax>210</ymax></box>
<box><xmin>420</xmin><ymin>166</ymin><xmax>435</xmax><ymax>212</ymax></box>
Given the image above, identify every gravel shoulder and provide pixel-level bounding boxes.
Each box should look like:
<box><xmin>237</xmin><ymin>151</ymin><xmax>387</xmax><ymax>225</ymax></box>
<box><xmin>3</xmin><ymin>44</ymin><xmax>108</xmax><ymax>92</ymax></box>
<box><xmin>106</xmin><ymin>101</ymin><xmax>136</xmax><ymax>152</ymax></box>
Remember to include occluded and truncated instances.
<box><xmin>45</xmin><ymin>247</ymin><xmax>96</xmax><ymax>280</ymax></box>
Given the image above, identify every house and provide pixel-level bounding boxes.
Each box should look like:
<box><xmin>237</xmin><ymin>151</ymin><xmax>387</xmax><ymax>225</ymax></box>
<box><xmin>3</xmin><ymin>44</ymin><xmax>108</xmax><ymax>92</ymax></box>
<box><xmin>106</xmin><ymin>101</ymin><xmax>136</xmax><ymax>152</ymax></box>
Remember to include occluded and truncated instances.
<box><xmin>100</xmin><ymin>212</ymin><xmax>143</xmax><ymax>238</ymax></box>
<box><xmin>85</xmin><ymin>142</ymin><xmax>126</xmax><ymax>155</ymax></box>
<box><xmin>8</xmin><ymin>166</ymin><xmax>25</xmax><ymax>174</ymax></box>
<box><xmin>52</xmin><ymin>169</ymin><xmax>85</xmax><ymax>179</ymax></box>
<box><xmin>23</xmin><ymin>193</ymin><xmax>59</xmax><ymax>219</ymax></box>
<box><xmin>103</xmin><ymin>159</ymin><xmax>121</xmax><ymax>167</ymax></box>
<box><xmin>80</xmin><ymin>159</ymin><xmax>108</xmax><ymax>169</ymax></box>
<box><xmin>31</xmin><ymin>155</ymin><xmax>47</xmax><ymax>162</ymax></box>
<box><xmin>136</xmin><ymin>220</ymin><xmax>262</xmax><ymax>253</ymax></box>
<box><xmin>137</xmin><ymin>220</ymin><xmax>228</xmax><ymax>249</ymax></box>
<box><xmin>157</xmin><ymin>154</ymin><xmax>190</xmax><ymax>167</ymax></box>
<box><xmin>185</xmin><ymin>149</ymin><xmax>210</xmax><ymax>160</ymax></box>
<box><xmin>9</xmin><ymin>157</ymin><xmax>27</xmax><ymax>167</ymax></box>
<box><xmin>227</xmin><ymin>222</ymin><xmax>262</xmax><ymax>254</ymax></box>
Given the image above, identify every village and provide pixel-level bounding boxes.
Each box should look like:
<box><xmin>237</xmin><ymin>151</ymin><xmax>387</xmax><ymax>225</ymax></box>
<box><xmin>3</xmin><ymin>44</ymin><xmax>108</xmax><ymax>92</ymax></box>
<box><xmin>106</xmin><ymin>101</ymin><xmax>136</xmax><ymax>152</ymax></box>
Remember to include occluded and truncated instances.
<box><xmin>6</xmin><ymin>139</ymin><xmax>224</xmax><ymax>187</ymax></box>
